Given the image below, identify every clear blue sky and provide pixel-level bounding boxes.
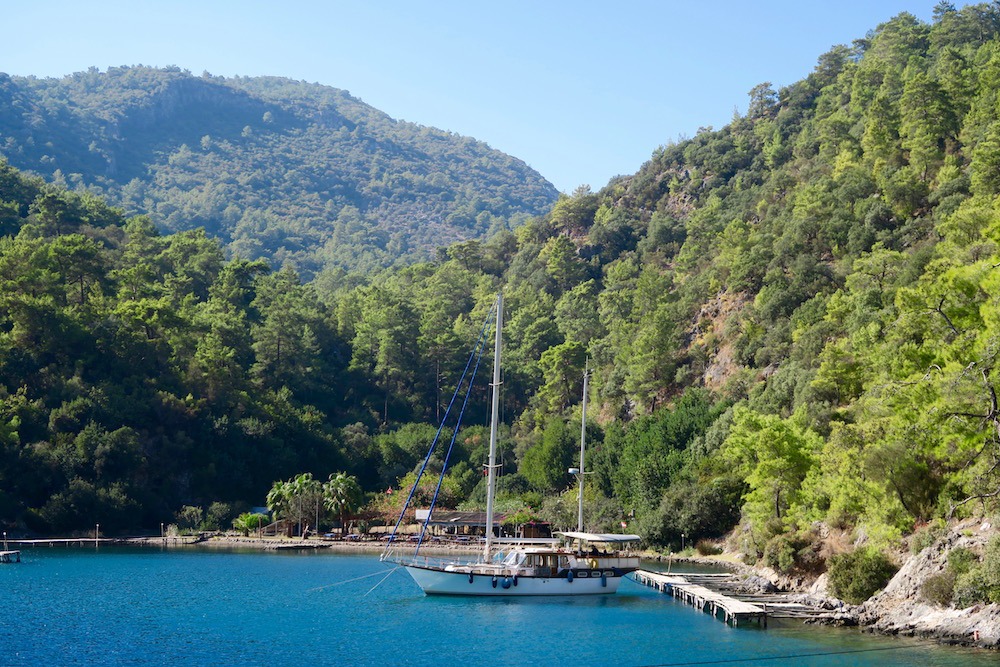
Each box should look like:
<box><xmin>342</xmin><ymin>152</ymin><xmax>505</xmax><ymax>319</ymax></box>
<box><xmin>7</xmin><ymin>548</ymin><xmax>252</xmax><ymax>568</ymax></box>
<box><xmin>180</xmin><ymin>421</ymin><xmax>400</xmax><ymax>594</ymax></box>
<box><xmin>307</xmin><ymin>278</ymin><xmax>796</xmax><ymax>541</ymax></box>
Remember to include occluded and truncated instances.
<box><xmin>5</xmin><ymin>1</ymin><xmax>945</xmax><ymax>193</ymax></box>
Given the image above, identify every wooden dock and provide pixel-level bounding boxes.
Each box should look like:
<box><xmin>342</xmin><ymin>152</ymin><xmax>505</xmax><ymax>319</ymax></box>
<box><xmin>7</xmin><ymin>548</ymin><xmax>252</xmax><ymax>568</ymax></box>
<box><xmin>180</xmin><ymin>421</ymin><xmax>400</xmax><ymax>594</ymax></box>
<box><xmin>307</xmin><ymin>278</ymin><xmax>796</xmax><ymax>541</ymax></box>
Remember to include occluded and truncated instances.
<box><xmin>632</xmin><ymin>569</ymin><xmax>767</xmax><ymax>627</ymax></box>
<box><xmin>12</xmin><ymin>538</ymin><xmax>116</xmax><ymax>547</ymax></box>
<box><xmin>0</xmin><ymin>550</ymin><xmax>21</xmax><ymax>563</ymax></box>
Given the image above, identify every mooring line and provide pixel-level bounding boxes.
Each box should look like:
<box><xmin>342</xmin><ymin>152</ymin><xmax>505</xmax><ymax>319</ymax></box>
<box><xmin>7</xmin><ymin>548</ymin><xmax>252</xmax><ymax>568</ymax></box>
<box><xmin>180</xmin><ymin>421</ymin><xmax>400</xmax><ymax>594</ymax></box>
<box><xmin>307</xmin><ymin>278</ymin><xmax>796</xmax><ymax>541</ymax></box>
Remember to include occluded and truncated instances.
<box><xmin>309</xmin><ymin>566</ymin><xmax>398</xmax><ymax>592</ymax></box>
<box><xmin>363</xmin><ymin>566</ymin><xmax>401</xmax><ymax>597</ymax></box>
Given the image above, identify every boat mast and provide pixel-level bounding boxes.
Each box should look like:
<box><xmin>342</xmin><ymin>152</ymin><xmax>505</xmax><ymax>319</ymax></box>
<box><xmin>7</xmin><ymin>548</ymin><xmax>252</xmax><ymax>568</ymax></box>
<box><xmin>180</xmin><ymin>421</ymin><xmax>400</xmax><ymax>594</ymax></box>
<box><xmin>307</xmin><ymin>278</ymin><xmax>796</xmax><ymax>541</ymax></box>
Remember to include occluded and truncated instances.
<box><xmin>483</xmin><ymin>292</ymin><xmax>503</xmax><ymax>561</ymax></box>
<box><xmin>577</xmin><ymin>364</ymin><xmax>589</xmax><ymax>532</ymax></box>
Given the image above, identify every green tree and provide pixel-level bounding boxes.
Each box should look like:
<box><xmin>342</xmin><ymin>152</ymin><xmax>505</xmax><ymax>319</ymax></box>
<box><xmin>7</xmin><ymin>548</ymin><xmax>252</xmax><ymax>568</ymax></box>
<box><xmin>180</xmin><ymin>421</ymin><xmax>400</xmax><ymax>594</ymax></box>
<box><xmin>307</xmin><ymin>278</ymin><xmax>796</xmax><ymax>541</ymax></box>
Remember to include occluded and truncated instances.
<box><xmin>721</xmin><ymin>407</ymin><xmax>819</xmax><ymax>548</ymax></box>
<box><xmin>899</xmin><ymin>63</ymin><xmax>955</xmax><ymax>180</ymax></box>
<box><xmin>519</xmin><ymin>417</ymin><xmax>576</xmax><ymax>493</ymax></box>
<box><xmin>537</xmin><ymin>340</ymin><xmax>586</xmax><ymax>414</ymax></box>
<box><xmin>266</xmin><ymin>473</ymin><xmax>324</xmax><ymax>536</ymax></box>
<box><xmin>323</xmin><ymin>472</ymin><xmax>363</xmax><ymax>534</ymax></box>
<box><xmin>539</xmin><ymin>234</ymin><xmax>587</xmax><ymax>292</ymax></box>
<box><xmin>45</xmin><ymin>233</ymin><xmax>107</xmax><ymax>306</ymax></box>
<box><xmin>348</xmin><ymin>284</ymin><xmax>420</xmax><ymax>423</ymax></box>
<box><xmin>969</xmin><ymin>121</ymin><xmax>1000</xmax><ymax>198</ymax></box>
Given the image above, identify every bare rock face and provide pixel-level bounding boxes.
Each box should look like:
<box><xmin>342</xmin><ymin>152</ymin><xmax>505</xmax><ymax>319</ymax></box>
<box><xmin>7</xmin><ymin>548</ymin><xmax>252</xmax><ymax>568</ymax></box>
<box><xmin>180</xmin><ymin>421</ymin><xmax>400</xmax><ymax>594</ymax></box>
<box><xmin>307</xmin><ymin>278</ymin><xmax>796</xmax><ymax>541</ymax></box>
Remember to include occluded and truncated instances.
<box><xmin>858</xmin><ymin>519</ymin><xmax>998</xmax><ymax>649</ymax></box>
<box><xmin>734</xmin><ymin>574</ymin><xmax>777</xmax><ymax>594</ymax></box>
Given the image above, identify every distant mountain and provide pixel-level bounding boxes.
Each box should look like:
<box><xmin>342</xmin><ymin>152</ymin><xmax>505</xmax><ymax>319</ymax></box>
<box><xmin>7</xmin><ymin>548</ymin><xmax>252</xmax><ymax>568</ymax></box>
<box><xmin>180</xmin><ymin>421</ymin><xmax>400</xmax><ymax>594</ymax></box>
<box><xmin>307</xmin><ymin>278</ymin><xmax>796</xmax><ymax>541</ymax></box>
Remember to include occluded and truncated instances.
<box><xmin>0</xmin><ymin>66</ymin><xmax>558</xmax><ymax>276</ymax></box>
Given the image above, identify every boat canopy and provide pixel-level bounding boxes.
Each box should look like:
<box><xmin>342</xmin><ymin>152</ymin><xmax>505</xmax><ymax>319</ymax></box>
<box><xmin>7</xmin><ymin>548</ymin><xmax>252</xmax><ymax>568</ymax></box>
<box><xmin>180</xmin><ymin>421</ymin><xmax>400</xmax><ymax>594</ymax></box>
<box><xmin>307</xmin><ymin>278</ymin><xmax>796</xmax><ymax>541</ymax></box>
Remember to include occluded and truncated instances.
<box><xmin>555</xmin><ymin>531</ymin><xmax>642</xmax><ymax>544</ymax></box>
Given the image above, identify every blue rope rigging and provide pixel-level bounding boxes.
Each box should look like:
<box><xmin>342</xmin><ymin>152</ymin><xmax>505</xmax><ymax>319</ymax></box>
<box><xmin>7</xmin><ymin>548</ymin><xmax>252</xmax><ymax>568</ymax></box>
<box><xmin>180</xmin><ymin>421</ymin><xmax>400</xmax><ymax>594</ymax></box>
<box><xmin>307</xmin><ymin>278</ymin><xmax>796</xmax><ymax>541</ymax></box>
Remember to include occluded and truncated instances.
<box><xmin>381</xmin><ymin>299</ymin><xmax>496</xmax><ymax>560</ymax></box>
<box><xmin>412</xmin><ymin>321</ymin><xmax>490</xmax><ymax>554</ymax></box>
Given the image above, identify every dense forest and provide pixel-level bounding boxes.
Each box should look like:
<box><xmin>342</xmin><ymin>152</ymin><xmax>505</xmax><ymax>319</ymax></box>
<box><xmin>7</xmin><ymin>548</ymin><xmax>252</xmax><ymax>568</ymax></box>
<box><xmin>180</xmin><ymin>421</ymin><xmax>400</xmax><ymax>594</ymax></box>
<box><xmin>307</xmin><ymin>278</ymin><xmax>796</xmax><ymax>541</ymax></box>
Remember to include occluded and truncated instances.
<box><xmin>2</xmin><ymin>5</ymin><xmax>1000</xmax><ymax>603</ymax></box>
<box><xmin>0</xmin><ymin>67</ymin><xmax>558</xmax><ymax>277</ymax></box>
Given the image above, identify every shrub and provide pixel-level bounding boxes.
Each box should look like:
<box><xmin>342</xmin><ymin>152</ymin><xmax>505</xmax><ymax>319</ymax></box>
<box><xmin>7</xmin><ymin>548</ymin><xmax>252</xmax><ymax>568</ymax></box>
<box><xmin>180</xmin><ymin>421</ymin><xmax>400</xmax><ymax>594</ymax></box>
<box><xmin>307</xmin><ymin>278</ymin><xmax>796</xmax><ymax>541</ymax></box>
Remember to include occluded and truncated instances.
<box><xmin>203</xmin><ymin>502</ymin><xmax>233</xmax><ymax>531</ymax></box>
<box><xmin>922</xmin><ymin>546</ymin><xmax>980</xmax><ymax>607</ymax></box>
<box><xmin>954</xmin><ymin>567</ymin><xmax>991</xmax><ymax>608</ymax></box>
<box><xmin>827</xmin><ymin>547</ymin><xmax>897</xmax><ymax>604</ymax></box>
<box><xmin>763</xmin><ymin>534</ymin><xmax>797</xmax><ymax>573</ymax></box>
<box><xmin>920</xmin><ymin>571</ymin><xmax>955</xmax><ymax>606</ymax></box>
<box><xmin>175</xmin><ymin>505</ymin><xmax>203</xmax><ymax>531</ymax></box>
<box><xmin>695</xmin><ymin>539</ymin><xmax>722</xmax><ymax>556</ymax></box>
<box><xmin>232</xmin><ymin>512</ymin><xmax>268</xmax><ymax>536</ymax></box>
<box><xmin>909</xmin><ymin>520</ymin><xmax>945</xmax><ymax>554</ymax></box>
<box><xmin>984</xmin><ymin>536</ymin><xmax>1000</xmax><ymax>602</ymax></box>
<box><xmin>947</xmin><ymin>547</ymin><xmax>976</xmax><ymax>576</ymax></box>
<box><xmin>762</xmin><ymin>531</ymin><xmax>822</xmax><ymax>574</ymax></box>
<box><xmin>953</xmin><ymin>536</ymin><xmax>1000</xmax><ymax>607</ymax></box>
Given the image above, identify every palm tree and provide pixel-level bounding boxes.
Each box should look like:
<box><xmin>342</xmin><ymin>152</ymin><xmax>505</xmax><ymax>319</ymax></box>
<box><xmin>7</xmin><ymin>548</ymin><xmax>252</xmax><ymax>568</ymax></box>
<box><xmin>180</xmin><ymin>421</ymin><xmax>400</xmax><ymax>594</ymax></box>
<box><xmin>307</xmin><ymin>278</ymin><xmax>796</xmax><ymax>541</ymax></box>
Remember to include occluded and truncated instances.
<box><xmin>266</xmin><ymin>480</ymin><xmax>290</xmax><ymax>517</ymax></box>
<box><xmin>233</xmin><ymin>512</ymin><xmax>267</xmax><ymax>537</ymax></box>
<box><xmin>267</xmin><ymin>474</ymin><xmax>323</xmax><ymax>536</ymax></box>
<box><xmin>266</xmin><ymin>479</ymin><xmax>292</xmax><ymax>536</ymax></box>
<box><xmin>324</xmin><ymin>472</ymin><xmax>363</xmax><ymax>535</ymax></box>
<box><xmin>289</xmin><ymin>473</ymin><xmax>323</xmax><ymax>537</ymax></box>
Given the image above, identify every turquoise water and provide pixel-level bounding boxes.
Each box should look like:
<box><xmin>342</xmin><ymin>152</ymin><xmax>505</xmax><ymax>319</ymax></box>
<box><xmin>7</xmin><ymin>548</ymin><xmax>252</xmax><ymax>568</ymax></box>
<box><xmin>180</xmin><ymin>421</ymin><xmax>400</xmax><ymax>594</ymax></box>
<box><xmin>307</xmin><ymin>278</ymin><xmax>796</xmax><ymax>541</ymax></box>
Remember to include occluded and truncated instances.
<box><xmin>0</xmin><ymin>547</ymin><xmax>994</xmax><ymax>667</ymax></box>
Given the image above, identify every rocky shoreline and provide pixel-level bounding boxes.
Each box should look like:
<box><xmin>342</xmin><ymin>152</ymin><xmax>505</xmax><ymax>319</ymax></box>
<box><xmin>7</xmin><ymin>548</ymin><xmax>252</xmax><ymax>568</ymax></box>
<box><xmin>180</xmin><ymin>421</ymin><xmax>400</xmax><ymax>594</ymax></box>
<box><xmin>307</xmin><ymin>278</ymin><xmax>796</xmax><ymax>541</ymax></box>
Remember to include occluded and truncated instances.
<box><xmin>667</xmin><ymin>519</ymin><xmax>999</xmax><ymax>651</ymax></box>
<box><xmin>856</xmin><ymin>519</ymin><xmax>999</xmax><ymax>649</ymax></box>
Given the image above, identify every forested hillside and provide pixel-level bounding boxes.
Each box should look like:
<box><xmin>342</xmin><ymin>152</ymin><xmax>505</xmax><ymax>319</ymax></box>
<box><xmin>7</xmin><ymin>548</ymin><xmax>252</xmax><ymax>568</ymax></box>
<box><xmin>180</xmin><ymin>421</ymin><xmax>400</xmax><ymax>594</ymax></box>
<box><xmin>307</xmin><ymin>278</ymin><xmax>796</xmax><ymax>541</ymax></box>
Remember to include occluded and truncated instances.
<box><xmin>0</xmin><ymin>67</ymin><xmax>558</xmax><ymax>276</ymax></box>
<box><xmin>323</xmin><ymin>4</ymin><xmax>1000</xmax><ymax>566</ymax></box>
<box><xmin>2</xmin><ymin>6</ymin><xmax>1000</xmax><ymax>607</ymax></box>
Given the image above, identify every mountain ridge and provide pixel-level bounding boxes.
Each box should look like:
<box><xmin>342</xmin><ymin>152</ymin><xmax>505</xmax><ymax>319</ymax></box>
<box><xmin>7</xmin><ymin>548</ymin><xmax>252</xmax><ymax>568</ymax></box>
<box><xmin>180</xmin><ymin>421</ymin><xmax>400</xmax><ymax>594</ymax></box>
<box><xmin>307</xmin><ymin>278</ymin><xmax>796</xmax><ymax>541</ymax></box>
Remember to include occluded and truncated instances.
<box><xmin>0</xmin><ymin>66</ymin><xmax>559</xmax><ymax>276</ymax></box>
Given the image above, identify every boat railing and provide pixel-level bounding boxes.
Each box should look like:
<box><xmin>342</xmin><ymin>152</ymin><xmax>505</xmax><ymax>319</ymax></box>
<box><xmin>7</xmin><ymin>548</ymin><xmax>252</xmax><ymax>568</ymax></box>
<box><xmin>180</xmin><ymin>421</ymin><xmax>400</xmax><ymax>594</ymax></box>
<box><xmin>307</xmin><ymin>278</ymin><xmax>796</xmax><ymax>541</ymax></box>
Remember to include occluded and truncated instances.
<box><xmin>394</xmin><ymin>553</ymin><xmax>533</xmax><ymax>577</ymax></box>
<box><xmin>392</xmin><ymin>553</ymin><xmax>479</xmax><ymax>570</ymax></box>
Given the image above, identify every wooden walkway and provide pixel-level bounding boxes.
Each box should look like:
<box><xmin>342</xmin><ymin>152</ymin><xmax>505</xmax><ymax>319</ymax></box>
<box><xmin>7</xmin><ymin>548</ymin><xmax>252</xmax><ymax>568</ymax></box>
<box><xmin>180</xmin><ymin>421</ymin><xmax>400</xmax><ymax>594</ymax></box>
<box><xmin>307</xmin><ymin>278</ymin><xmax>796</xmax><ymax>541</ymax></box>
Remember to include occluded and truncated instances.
<box><xmin>12</xmin><ymin>538</ymin><xmax>115</xmax><ymax>547</ymax></box>
<box><xmin>633</xmin><ymin>569</ymin><xmax>767</xmax><ymax>627</ymax></box>
<box><xmin>0</xmin><ymin>550</ymin><xmax>21</xmax><ymax>563</ymax></box>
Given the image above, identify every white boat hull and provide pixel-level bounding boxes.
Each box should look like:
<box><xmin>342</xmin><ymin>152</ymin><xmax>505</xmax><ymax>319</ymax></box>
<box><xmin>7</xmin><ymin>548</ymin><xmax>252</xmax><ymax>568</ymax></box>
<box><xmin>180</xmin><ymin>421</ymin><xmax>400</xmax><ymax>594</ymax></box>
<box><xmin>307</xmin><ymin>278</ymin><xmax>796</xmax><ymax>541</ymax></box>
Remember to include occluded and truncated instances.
<box><xmin>404</xmin><ymin>565</ymin><xmax>626</xmax><ymax>596</ymax></box>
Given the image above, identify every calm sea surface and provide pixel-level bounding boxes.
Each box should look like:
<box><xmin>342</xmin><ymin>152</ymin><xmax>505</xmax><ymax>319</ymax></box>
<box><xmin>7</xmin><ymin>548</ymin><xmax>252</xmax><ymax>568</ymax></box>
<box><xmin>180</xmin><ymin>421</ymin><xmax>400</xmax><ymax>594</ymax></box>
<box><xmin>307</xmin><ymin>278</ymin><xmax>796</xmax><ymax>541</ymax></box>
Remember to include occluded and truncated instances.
<box><xmin>0</xmin><ymin>546</ymin><xmax>994</xmax><ymax>667</ymax></box>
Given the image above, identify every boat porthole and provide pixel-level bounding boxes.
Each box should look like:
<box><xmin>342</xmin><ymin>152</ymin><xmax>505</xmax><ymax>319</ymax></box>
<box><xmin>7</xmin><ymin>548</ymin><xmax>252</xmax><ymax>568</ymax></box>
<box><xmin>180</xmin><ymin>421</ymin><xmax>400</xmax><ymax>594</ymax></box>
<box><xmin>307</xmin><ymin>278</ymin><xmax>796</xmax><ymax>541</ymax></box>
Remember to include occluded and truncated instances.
<box><xmin>492</xmin><ymin>576</ymin><xmax>498</xmax><ymax>588</ymax></box>
<box><xmin>468</xmin><ymin>573</ymin><xmax>474</xmax><ymax>584</ymax></box>
<box><xmin>501</xmin><ymin>577</ymin><xmax>511</xmax><ymax>589</ymax></box>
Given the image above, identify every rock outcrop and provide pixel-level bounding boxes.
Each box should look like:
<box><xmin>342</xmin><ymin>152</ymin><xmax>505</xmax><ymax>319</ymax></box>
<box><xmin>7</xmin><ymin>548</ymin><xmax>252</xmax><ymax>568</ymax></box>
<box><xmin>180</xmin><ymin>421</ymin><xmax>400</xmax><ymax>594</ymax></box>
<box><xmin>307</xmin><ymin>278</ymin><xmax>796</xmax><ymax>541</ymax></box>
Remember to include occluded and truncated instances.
<box><xmin>856</xmin><ymin>519</ymin><xmax>999</xmax><ymax>649</ymax></box>
<box><xmin>698</xmin><ymin>518</ymin><xmax>999</xmax><ymax>649</ymax></box>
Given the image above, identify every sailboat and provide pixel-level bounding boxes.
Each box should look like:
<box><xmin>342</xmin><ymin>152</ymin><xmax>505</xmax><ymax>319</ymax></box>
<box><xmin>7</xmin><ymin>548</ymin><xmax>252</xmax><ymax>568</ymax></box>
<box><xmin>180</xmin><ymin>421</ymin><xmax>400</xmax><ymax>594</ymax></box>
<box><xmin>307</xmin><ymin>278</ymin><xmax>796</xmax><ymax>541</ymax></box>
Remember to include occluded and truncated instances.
<box><xmin>381</xmin><ymin>293</ymin><xmax>640</xmax><ymax>596</ymax></box>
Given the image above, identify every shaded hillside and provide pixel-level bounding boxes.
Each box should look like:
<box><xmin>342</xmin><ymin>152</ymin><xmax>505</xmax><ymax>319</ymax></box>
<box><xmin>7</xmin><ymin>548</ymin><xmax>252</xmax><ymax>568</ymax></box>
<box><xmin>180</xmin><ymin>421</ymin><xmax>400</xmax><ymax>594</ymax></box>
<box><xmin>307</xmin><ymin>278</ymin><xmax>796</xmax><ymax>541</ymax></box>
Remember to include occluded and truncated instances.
<box><xmin>0</xmin><ymin>67</ymin><xmax>558</xmax><ymax>276</ymax></box>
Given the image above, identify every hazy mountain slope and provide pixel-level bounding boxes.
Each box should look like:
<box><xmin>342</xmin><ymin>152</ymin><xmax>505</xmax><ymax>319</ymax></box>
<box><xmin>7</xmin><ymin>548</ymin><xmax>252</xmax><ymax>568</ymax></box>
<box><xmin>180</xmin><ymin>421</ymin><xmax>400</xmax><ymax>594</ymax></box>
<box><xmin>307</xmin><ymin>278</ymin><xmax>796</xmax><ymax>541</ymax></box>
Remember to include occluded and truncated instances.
<box><xmin>0</xmin><ymin>66</ymin><xmax>558</xmax><ymax>276</ymax></box>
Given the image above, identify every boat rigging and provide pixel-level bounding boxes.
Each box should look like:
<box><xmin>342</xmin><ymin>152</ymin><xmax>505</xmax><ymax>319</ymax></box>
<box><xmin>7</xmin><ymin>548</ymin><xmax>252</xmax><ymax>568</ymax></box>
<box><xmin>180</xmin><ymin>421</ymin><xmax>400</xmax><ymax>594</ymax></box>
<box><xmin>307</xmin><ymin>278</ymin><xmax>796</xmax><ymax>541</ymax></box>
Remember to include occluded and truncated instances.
<box><xmin>381</xmin><ymin>292</ymin><xmax>640</xmax><ymax>595</ymax></box>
